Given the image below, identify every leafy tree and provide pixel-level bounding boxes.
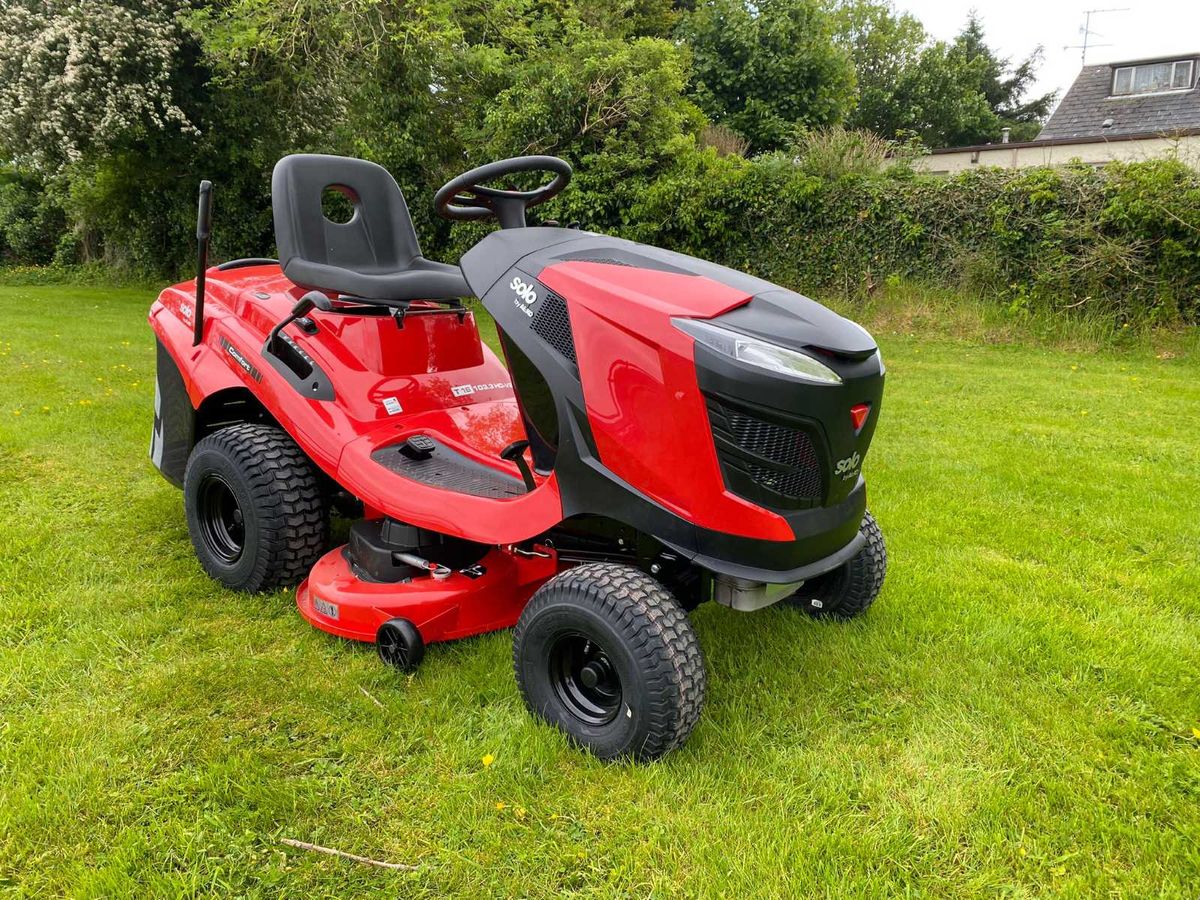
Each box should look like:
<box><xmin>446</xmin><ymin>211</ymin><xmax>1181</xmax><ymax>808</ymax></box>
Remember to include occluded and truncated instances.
<box><xmin>466</xmin><ymin>33</ymin><xmax>703</xmax><ymax>233</ymax></box>
<box><xmin>834</xmin><ymin>2</ymin><xmax>1054</xmax><ymax>147</ymax></box>
<box><xmin>678</xmin><ymin>0</ymin><xmax>856</xmax><ymax>152</ymax></box>
<box><xmin>893</xmin><ymin>39</ymin><xmax>1001</xmax><ymax>147</ymax></box>
<box><xmin>952</xmin><ymin>12</ymin><xmax>1056</xmax><ymax>142</ymax></box>
<box><xmin>832</xmin><ymin>0</ymin><xmax>925</xmax><ymax>133</ymax></box>
<box><xmin>0</xmin><ymin>0</ymin><xmax>196</xmax><ymax>170</ymax></box>
<box><xmin>182</xmin><ymin>0</ymin><xmax>391</xmax><ymax>146</ymax></box>
<box><xmin>0</xmin><ymin>170</ymin><xmax>68</xmax><ymax>265</ymax></box>
<box><xmin>0</xmin><ymin>0</ymin><xmax>1063</xmax><ymax>273</ymax></box>
<box><xmin>477</xmin><ymin>36</ymin><xmax>699</xmax><ymax>158</ymax></box>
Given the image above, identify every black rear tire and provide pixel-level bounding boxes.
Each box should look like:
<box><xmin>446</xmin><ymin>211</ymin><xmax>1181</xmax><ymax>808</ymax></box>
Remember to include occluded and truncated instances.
<box><xmin>183</xmin><ymin>423</ymin><xmax>328</xmax><ymax>592</ymax></box>
<box><xmin>786</xmin><ymin>511</ymin><xmax>887</xmax><ymax>620</ymax></box>
<box><xmin>513</xmin><ymin>563</ymin><xmax>706</xmax><ymax>761</ymax></box>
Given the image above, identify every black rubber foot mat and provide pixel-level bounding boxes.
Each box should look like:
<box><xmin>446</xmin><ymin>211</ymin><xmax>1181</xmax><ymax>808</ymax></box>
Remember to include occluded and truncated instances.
<box><xmin>371</xmin><ymin>438</ymin><xmax>526</xmax><ymax>499</ymax></box>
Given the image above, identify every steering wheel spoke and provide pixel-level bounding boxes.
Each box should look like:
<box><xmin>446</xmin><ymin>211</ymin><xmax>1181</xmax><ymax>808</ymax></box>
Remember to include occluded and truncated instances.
<box><xmin>434</xmin><ymin>155</ymin><xmax>572</xmax><ymax>229</ymax></box>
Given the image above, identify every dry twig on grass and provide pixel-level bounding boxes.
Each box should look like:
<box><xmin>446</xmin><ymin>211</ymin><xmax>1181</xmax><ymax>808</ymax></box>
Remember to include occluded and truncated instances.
<box><xmin>358</xmin><ymin>685</ymin><xmax>385</xmax><ymax>709</ymax></box>
<box><xmin>279</xmin><ymin>838</ymin><xmax>419</xmax><ymax>871</ymax></box>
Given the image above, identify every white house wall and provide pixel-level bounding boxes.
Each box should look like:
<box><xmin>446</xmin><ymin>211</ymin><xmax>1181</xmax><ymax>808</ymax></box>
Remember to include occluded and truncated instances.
<box><xmin>913</xmin><ymin>135</ymin><xmax>1200</xmax><ymax>174</ymax></box>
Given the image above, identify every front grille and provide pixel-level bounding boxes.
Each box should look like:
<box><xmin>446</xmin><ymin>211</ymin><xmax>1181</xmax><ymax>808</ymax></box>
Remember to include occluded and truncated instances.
<box><xmin>707</xmin><ymin>399</ymin><xmax>825</xmax><ymax>504</ymax></box>
<box><xmin>741</xmin><ymin>459</ymin><xmax>823</xmax><ymax>499</ymax></box>
<box><xmin>723</xmin><ymin>408</ymin><xmax>820</xmax><ymax>471</ymax></box>
<box><xmin>531</xmin><ymin>290</ymin><xmax>577</xmax><ymax>364</ymax></box>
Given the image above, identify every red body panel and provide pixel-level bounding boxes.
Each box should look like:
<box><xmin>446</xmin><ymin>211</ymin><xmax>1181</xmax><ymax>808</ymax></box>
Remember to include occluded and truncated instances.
<box><xmin>538</xmin><ymin>262</ymin><xmax>793</xmax><ymax>542</ymax></box>
<box><xmin>150</xmin><ymin>265</ymin><xmax>565</xmax><ymax>545</ymax></box>
<box><xmin>296</xmin><ymin>545</ymin><xmax>558</xmax><ymax>644</ymax></box>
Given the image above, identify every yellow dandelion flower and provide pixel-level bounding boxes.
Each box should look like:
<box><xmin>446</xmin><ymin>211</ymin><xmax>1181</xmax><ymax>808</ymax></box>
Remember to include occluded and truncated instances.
<box><xmin>495</xmin><ymin>801</ymin><xmax>506</xmax><ymax>811</ymax></box>
<box><xmin>481</xmin><ymin>753</ymin><xmax>494</xmax><ymax>768</ymax></box>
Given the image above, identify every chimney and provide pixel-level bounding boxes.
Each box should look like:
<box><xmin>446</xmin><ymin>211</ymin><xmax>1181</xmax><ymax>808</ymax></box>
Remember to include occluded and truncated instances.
<box><xmin>1001</xmin><ymin>127</ymin><xmax>1011</xmax><ymax>143</ymax></box>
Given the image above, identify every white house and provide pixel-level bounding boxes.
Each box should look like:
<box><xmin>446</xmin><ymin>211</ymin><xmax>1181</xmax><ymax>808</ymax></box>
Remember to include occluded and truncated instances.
<box><xmin>918</xmin><ymin>53</ymin><xmax>1200</xmax><ymax>173</ymax></box>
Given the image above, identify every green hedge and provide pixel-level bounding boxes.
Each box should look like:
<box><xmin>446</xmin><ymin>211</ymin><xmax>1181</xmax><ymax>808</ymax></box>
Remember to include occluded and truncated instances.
<box><xmin>0</xmin><ymin>171</ymin><xmax>69</xmax><ymax>267</ymax></box>
<box><xmin>615</xmin><ymin>153</ymin><xmax>1200</xmax><ymax>324</ymax></box>
<box><xmin>6</xmin><ymin>154</ymin><xmax>1200</xmax><ymax>324</ymax></box>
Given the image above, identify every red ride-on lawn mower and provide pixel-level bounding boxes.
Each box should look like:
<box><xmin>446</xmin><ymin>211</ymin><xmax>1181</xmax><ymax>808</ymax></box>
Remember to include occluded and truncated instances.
<box><xmin>150</xmin><ymin>154</ymin><xmax>887</xmax><ymax>760</ymax></box>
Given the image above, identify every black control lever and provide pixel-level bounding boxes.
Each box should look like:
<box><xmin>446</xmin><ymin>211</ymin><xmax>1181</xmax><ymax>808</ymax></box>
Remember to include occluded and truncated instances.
<box><xmin>500</xmin><ymin>440</ymin><xmax>537</xmax><ymax>492</ymax></box>
<box><xmin>266</xmin><ymin>290</ymin><xmax>331</xmax><ymax>352</ymax></box>
<box><xmin>192</xmin><ymin>180</ymin><xmax>213</xmax><ymax>347</ymax></box>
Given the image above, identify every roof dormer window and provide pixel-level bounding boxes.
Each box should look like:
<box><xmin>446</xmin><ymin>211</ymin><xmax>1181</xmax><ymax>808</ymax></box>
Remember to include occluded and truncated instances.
<box><xmin>1111</xmin><ymin>59</ymin><xmax>1194</xmax><ymax>96</ymax></box>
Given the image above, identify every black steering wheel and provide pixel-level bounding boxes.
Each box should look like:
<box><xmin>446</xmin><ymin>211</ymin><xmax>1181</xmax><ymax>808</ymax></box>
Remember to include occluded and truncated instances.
<box><xmin>433</xmin><ymin>156</ymin><xmax>572</xmax><ymax>229</ymax></box>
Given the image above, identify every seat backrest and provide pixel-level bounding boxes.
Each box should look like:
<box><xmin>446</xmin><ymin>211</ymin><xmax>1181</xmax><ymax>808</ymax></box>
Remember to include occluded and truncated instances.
<box><xmin>271</xmin><ymin>154</ymin><xmax>423</xmax><ymax>289</ymax></box>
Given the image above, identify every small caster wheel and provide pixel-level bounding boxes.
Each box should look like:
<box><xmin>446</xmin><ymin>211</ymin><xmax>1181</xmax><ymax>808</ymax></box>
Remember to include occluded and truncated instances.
<box><xmin>376</xmin><ymin>618</ymin><xmax>425</xmax><ymax>672</ymax></box>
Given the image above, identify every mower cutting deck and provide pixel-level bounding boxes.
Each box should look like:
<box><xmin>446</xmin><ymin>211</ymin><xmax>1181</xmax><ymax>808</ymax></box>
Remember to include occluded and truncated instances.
<box><xmin>150</xmin><ymin>153</ymin><xmax>887</xmax><ymax>760</ymax></box>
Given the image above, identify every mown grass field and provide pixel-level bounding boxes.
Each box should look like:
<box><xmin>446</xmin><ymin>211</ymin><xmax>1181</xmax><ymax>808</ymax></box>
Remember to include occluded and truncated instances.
<box><xmin>1</xmin><ymin>282</ymin><xmax>1198</xmax><ymax>897</ymax></box>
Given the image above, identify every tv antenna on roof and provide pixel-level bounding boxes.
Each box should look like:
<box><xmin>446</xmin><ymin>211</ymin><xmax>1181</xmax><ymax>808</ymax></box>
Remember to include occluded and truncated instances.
<box><xmin>1064</xmin><ymin>8</ymin><xmax>1128</xmax><ymax>65</ymax></box>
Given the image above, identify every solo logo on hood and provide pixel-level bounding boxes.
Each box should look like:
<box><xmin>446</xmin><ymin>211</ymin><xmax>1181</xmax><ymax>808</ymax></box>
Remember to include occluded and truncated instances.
<box><xmin>511</xmin><ymin>276</ymin><xmax>539</xmax><ymax>316</ymax></box>
<box><xmin>834</xmin><ymin>451</ymin><xmax>861</xmax><ymax>479</ymax></box>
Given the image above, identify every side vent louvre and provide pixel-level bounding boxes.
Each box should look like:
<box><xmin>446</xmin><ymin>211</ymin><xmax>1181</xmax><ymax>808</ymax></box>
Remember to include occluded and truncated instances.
<box><xmin>531</xmin><ymin>290</ymin><xmax>577</xmax><ymax>364</ymax></box>
<box><xmin>569</xmin><ymin>256</ymin><xmax>632</xmax><ymax>266</ymax></box>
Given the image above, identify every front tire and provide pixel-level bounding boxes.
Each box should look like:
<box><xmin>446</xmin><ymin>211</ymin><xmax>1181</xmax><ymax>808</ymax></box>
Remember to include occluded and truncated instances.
<box><xmin>513</xmin><ymin>563</ymin><xmax>706</xmax><ymax>762</ymax></box>
<box><xmin>786</xmin><ymin>511</ymin><xmax>887</xmax><ymax>620</ymax></box>
<box><xmin>183</xmin><ymin>423</ymin><xmax>327</xmax><ymax>592</ymax></box>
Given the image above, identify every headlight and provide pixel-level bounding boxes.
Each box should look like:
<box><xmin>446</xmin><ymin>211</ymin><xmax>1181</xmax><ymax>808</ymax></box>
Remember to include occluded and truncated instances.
<box><xmin>672</xmin><ymin>318</ymin><xmax>843</xmax><ymax>385</ymax></box>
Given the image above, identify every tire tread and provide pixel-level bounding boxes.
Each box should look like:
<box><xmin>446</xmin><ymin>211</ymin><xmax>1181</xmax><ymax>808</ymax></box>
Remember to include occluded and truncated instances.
<box><xmin>791</xmin><ymin>511</ymin><xmax>887</xmax><ymax>620</ymax></box>
<box><xmin>513</xmin><ymin>563</ymin><xmax>706</xmax><ymax>760</ymax></box>
<box><xmin>185</xmin><ymin>423</ymin><xmax>327</xmax><ymax>591</ymax></box>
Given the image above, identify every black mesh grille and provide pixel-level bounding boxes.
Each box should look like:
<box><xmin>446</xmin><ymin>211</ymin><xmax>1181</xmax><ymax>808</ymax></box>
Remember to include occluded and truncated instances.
<box><xmin>723</xmin><ymin>409</ymin><xmax>820</xmax><ymax>472</ymax></box>
<box><xmin>531</xmin><ymin>291</ymin><xmax>576</xmax><ymax>363</ymax></box>
<box><xmin>741</xmin><ymin>459</ymin><xmax>823</xmax><ymax>499</ymax></box>
<box><xmin>707</xmin><ymin>399</ymin><xmax>824</xmax><ymax>503</ymax></box>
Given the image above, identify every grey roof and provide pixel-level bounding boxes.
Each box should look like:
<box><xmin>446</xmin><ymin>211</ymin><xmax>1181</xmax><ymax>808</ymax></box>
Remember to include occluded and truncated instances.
<box><xmin>1038</xmin><ymin>55</ymin><xmax>1200</xmax><ymax>140</ymax></box>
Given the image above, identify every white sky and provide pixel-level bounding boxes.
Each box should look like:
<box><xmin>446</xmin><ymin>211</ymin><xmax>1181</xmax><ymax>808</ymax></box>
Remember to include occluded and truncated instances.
<box><xmin>893</xmin><ymin>0</ymin><xmax>1200</xmax><ymax>110</ymax></box>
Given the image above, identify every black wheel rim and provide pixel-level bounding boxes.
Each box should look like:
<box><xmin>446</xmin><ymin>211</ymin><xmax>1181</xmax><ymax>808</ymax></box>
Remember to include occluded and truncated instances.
<box><xmin>548</xmin><ymin>632</ymin><xmax>622</xmax><ymax>726</ymax></box>
<box><xmin>378</xmin><ymin>627</ymin><xmax>409</xmax><ymax>669</ymax></box>
<box><xmin>197</xmin><ymin>474</ymin><xmax>245</xmax><ymax>564</ymax></box>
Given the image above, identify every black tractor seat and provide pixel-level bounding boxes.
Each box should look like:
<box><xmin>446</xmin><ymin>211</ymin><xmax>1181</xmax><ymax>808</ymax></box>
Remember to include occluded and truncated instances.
<box><xmin>271</xmin><ymin>154</ymin><xmax>469</xmax><ymax>304</ymax></box>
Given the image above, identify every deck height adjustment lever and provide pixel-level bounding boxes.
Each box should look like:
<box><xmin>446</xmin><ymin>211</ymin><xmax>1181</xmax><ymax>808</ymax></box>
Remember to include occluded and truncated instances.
<box><xmin>394</xmin><ymin>551</ymin><xmax>452</xmax><ymax>580</ymax></box>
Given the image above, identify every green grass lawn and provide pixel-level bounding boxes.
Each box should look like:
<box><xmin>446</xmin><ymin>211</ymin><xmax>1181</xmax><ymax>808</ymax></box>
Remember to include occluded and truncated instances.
<box><xmin>1</xmin><ymin>282</ymin><xmax>1198</xmax><ymax>897</ymax></box>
